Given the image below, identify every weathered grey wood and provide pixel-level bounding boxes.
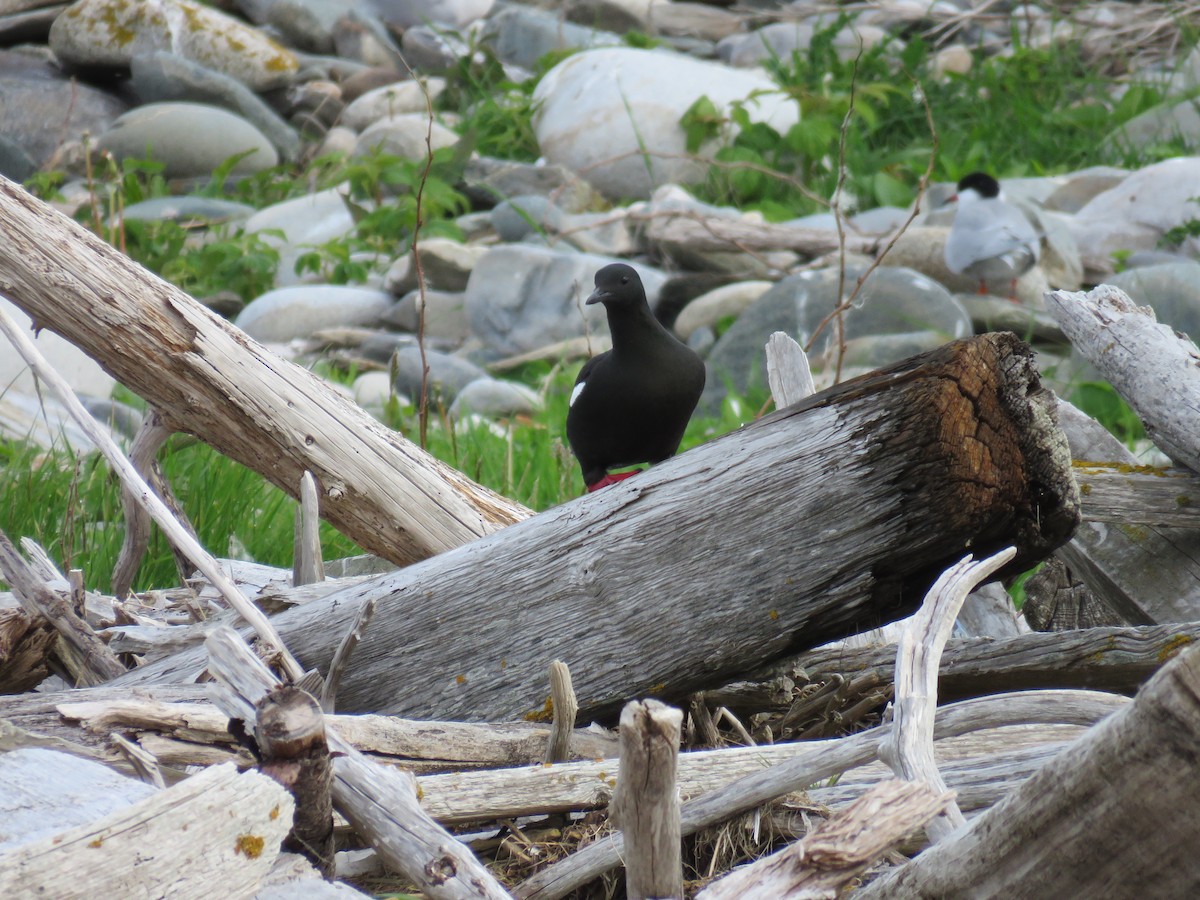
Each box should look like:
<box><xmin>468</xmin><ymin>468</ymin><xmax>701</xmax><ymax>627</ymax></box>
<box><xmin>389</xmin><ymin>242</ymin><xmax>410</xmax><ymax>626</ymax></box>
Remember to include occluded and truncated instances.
<box><xmin>765</xmin><ymin>331</ymin><xmax>815</xmax><ymax>408</ymax></box>
<box><xmin>293</xmin><ymin>472</ymin><xmax>326</xmax><ymax>588</ymax></box>
<box><xmin>793</xmin><ymin>623</ymin><xmax>1200</xmax><ymax>700</ymax></box>
<box><xmin>1056</xmin><ymin>398</ymin><xmax>1200</xmax><ymax>624</ymax></box>
<box><xmin>0</xmin><ymin>309</ymin><xmax>307</xmax><ymax>680</ymax></box>
<box><xmin>514</xmin><ymin>690</ymin><xmax>1124</xmax><ymax>900</ymax></box>
<box><xmin>321</xmin><ymin>596</ymin><xmax>376</xmax><ymax>714</ymax></box>
<box><xmin>544</xmin><ymin>660</ymin><xmax>577</xmax><ymax>764</ymax></box>
<box><xmin>1022</xmin><ymin>556</ymin><xmax>1123</xmax><ymax>631</ymax></box>
<box><xmin>112</xmin><ymin>407</ymin><xmax>194</xmax><ymax>598</ymax></box>
<box><xmin>0</xmin><ymin>175</ymin><xmax>529</xmax><ymax>567</ymax></box>
<box><xmin>0</xmin><ymin>754</ymin><xmax>292</xmax><ymax>898</ymax></box>
<box><xmin>1046</xmin><ymin>285</ymin><xmax>1200</xmax><ymax>474</ymax></box>
<box><xmin>0</xmin><ymin>604</ymin><xmax>54</xmax><ymax>692</ymax></box>
<box><xmin>0</xmin><ymin>686</ymin><xmax>617</xmax><ymax>770</ymax></box>
<box><xmin>256</xmin><ymin>685</ymin><xmax>335</xmax><ymax>879</ymax></box>
<box><xmin>0</xmin><ymin>529</ymin><xmax>126</xmax><ymax>686</ymax></box>
<box><xmin>857</xmin><ymin>640</ymin><xmax>1200</xmax><ymax>898</ymax></box>
<box><xmin>610</xmin><ymin>700</ymin><xmax>683</xmax><ymax>900</ymax></box>
<box><xmin>116</xmin><ymin>335</ymin><xmax>1080</xmax><ymax>721</ymax></box>
<box><xmin>881</xmin><ymin>551</ymin><xmax>1015</xmax><ymax>842</ymax></box>
<box><xmin>1076</xmin><ymin>464</ymin><xmax>1200</xmax><ymax>527</ymax></box>
<box><xmin>956</xmin><ymin>582</ymin><xmax>1027</xmax><ymax>638</ymax></box>
<box><xmin>205</xmin><ymin>627</ymin><xmax>514</xmax><ymax>900</ymax></box>
<box><xmin>698</xmin><ymin>781</ymin><xmax>952</xmax><ymax>900</ymax></box>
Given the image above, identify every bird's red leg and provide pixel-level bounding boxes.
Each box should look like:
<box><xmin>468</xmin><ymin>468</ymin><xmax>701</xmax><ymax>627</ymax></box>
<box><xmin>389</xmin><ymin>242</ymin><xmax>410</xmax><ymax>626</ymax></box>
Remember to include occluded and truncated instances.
<box><xmin>1008</xmin><ymin>278</ymin><xmax>1020</xmax><ymax>303</ymax></box>
<box><xmin>586</xmin><ymin>469</ymin><xmax>643</xmax><ymax>492</ymax></box>
<box><xmin>976</xmin><ymin>280</ymin><xmax>988</xmax><ymax>295</ymax></box>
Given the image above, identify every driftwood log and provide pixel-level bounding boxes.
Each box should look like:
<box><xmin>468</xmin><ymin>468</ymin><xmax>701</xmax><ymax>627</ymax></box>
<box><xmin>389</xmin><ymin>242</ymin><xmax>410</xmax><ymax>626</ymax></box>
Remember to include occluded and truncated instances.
<box><xmin>113</xmin><ymin>333</ymin><xmax>1079</xmax><ymax>720</ymax></box>
<box><xmin>858</xmin><ymin>638</ymin><xmax>1200</xmax><ymax>898</ymax></box>
<box><xmin>0</xmin><ymin>174</ymin><xmax>528</xmax><ymax>567</ymax></box>
<box><xmin>1046</xmin><ymin>285</ymin><xmax>1200</xmax><ymax>474</ymax></box>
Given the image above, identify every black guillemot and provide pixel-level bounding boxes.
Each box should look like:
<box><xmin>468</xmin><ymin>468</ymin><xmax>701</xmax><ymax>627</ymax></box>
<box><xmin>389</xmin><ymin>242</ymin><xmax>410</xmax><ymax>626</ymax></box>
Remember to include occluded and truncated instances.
<box><xmin>566</xmin><ymin>263</ymin><xmax>706</xmax><ymax>492</ymax></box>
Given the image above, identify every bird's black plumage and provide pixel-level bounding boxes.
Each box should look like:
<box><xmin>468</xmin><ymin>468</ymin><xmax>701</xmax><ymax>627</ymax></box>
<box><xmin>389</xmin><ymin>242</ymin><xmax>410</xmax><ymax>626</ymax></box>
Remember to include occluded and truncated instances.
<box><xmin>567</xmin><ymin>264</ymin><xmax>706</xmax><ymax>490</ymax></box>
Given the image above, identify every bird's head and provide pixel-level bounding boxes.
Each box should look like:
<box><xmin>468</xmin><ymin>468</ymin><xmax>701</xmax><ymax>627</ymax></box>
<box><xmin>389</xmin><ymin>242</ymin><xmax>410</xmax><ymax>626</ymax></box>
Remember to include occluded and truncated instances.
<box><xmin>949</xmin><ymin>171</ymin><xmax>1002</xmax><ymax>205</ymax></box>
<box><xmin>586</xmin><ymin>263</ymin><xmax>645</xmax><ymax>309</ymax></box>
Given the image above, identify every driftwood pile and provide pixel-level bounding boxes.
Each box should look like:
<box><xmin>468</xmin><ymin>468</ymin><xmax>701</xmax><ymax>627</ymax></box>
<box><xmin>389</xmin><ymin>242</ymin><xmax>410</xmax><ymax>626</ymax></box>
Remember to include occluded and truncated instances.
<box><xmin>3</xmin><ymin>176</ymin><xmax>1200</xmax><ymax>897</ymax></box>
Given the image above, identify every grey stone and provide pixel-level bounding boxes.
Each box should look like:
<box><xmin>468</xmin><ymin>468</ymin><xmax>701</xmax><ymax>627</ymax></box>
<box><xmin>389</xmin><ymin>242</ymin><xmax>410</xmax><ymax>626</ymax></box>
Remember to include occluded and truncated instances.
<box><xmin>341</xmin><ymin>77</ymin><xmax>446</xmax><ymax>131</ymax></box>
<box><xmin>366</xmin><ymin>0</ymin><xmax>493</xmax><ymax>30</ymax></box>
<box><xmin>130</xmin><ymin>52</ymin><xmax>302</xmax><ymax>162</ymax></box>
<box><xmin>1042</xmin><ymin>166</ymin><xmax>1129</xmax><ymax>213</ymax></box>
<box><xmin>718</xmin><ymin>21</ymin><xmax>892</xmax><ymax>67</ymax></box>
<box><xmin>0</xmin><ymin>133</ymin><xmax>35</xmax><ymax>181</ymax></box>
<box><xmin>391</xmin><ymin>346</ymin><xmax>487</xmax><ymax>403</ymax></box>
<box><xmin>481</xmin><ymin>5</ymin><xmax>621</xmax><ymax>70</ymax></box>
<box><xmin>700</xmin><ymin>264</ymin><xmax>970</xmax><ymax>411</ymax></box>
<box><xmin>49</xmin><ymin>0</ymin><xmax>298</xmax><ymax>91</ymax></box>
<box><xmin>464</xmin><ymin>244</ymin><xmax>667</xmax><ymax>358</ymax></box>
<box><xmin>265</xmin><ymin>0</ymin><xmax>350</xmax><ymax>53</ymax></box>
<box><xmin>648</xmin><ymin>1</ymin><xmax>742</xmax><ymax>41</ymax></box>
<box><xmin>462</xmin><ymin>156</ymin><xmax>602</xmax><ymax>211</ymax></box>
<box><xmin>353</xmin><ymin>113</ymin><xmax>458</xmax><ymax>160</ymax></box>
<box><xmin>399</xmin><ymin>24</ymin><xmax>471</xmax><ymax>71</ymax></box>
<box><xmin>565</xmin><ymin>0</ymin><xmax>651</xmax><ymax>33</ymax></box>
<box><xmin>1108</xmin><ymin>261</ymin><xmax>1200</xmax><ymax>342</ymax></box>
<box><xmin>449</xmin><ymin>377</ymin><xmax>542</xmax><ymax>419</ymax></box>
<box><xmin>244</xmin><ymin>187</ymin><xmax>357</xmax><ymax>288</ymax></box>
<box><xmin>235</xmin><ymin>285</ymin><xmax>393</xmax><ymax>342</ymax></box>
<box><xmin>1071</xmin><ymin>157</ymin><xmax>1200</xmax><ymax>260</ymax></box>
<box><xmin>0</xmin><ymin>49</ymin><xmax>127</xmax><ymax>169</ymax></box>
<box><xmin>673</xmin><ymin>280</ymin><xmax>773</xmax><ymax>341</ymax></box>
<box><xmin>491</xmin><ymin>195</ymin><xmax>564</xmax><ymax>242</ymax></box>
<box><xmin>533</xmin><ymin>47</ymin><xmax>799</xmax><ymax>200</ymax></box>
<box><xmin>118</xmin><ymin>196</ymin><xmax>256</xmax><ymax>225</ymax></box>
<box><xmin>0</xmin><ymin>296</ymin><xmax>115</xmax><ymax>400</ymax></box>
<box><xmin>97</xmin><ymin>102</ymin><xmax>279</xmax><ymax>178</ymax></box>
<box><xmin>1104</xmin><ymin>98</ymin><xmax>1200</xmax><ymax>156</ymax></box>
<box><xmin>0</xmin><ymin>5</ymin><xmax>60</xmax><ymax>49</ymax></box>
<box><xmin>332</xmin><ymin>9</ymin><xmax>406</xmax><ymax>68</ymax></box>
<box><xmin>384</xmin><ymin>289</ymin><xmax>469</xmax><ymax>341</ymax></box>
<box><xmin>352</xmin><ymin>369</ymin><xmax>399</xmax><ymax>410</ymax></box>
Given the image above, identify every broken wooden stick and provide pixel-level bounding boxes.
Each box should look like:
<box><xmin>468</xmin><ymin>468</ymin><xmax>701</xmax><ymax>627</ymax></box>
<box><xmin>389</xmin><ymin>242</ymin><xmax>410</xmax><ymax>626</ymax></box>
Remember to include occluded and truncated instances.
<box><xmin>117</xmin><ymin>334</ymin><xmax>1080</xmax><ymax>721</ymax></box>
<box><xmin>1046</xmin><ymin>285</ymin><xmax>1200</xmax><ymax>474</ymax></box>
<box><xmin>610</xmin><ymin>700</ymin><xmax>683</xmax><ymax>900</ymax></box>
<box><xmin>0</xmin><ymin>530</ymin><xmax>126</xmax><ymax>686</ymax></box>
<box><xmin>879</xmin><ymin>549</ymin><xmax>1015</xmax><ymax>842</ymax></box>
<box><xmin>0</xmin><ymin>175</ymin><xmax>529</xmax><ymax>567</ymax></box>
<box><xmin>697</xmin><ymin>780</ymin><xmax>953</xmax><ymax>900</ymax></box>
<box><xmin>293</xmin><ymin>472</ymin><xmax>325</xmax><ymax>588</ymax></box>
<box><xmin>204</xmin><ymin>627</ymin><xmax>513</xmax><ymax>900</ymax></box>
<box><xmin>544</xmin><ymin>660</ymin><xmax>578</xmax><ymax>764</ymax></box>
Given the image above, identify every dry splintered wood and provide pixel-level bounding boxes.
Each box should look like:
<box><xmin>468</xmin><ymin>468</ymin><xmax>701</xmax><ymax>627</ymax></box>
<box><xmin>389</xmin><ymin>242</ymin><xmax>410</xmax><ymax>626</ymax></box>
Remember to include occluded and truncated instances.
<box><xmin>117</xmin><ymin>334</ymin><xmax>1079</xmax><ymax>721</ymax></box>
<box><xmin>637</xmin><ymin>208</ymin><xmax>879</xmax><ymax>257</ymax></box>
<box><xmin>0</xmin><ymin>175</ymin><xmax>528</xmax><ymax>567</ymax></box>
<box><xmin>610</xmin><ymin>700</ymin><xmax>683</xmax><ymax>900</ymax></box>
<box><xmin>204</xmin><ymin>627</ymin><xmax>513</xmax><ymax>900</ymax></box>
<box><xmin>514</xmin><ymin>690</ymin><xmax>1125</xmax><ymax>900</ymax></box>
<box><xmin>0</xmin><ymin>529</ymin><xmax>126</xmax><ymax>686</ymax></box>
<box><xmin>0</xmin><ymin>604</ymin><xmax>55</xmax><ymax>693</ymax></box>
<box><xmin>1046</xmin><ymin>285</ymin><xmax>1200</xmax><ymax>474</ymax></box>
<box><xmin>858</xmin><ymin>639</ymin><xmax>1200</xmax><ymax>898</ymax></box>
<box><xmin>1055</xmin><ymin>397</ymin><xmax>1200</xmax><ymax>625</ymax></box>
<box><xmin>697</xmin><ymin>781</ymin><xmax>953</xmax><ymax>900</ymax></box>
<box><xmin>880</xmin><ymin>550</ymin><xmax>1016</xmax><ymax>843</ymax></box>
<box><xmin>792</xmin><ymin>622</ymin><xmax>1200</xmax><ymax>701</ymax></box>
<box><xmin>1075</xmin><ymin>464</ymin><xmax>1200</xmax><ymax>528</ymax></box>
<box><xmin>0</xmin><ymin>756</ymin><xmax>293</xmax><ymax>898</ymax></box>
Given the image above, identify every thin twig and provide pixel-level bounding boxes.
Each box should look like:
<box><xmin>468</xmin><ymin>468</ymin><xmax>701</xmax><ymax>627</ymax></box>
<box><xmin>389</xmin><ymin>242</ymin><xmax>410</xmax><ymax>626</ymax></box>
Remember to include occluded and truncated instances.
<box><xmin>321</xmin><ymin>597</ymin><xmax>377</xmax><ymax>713</ymax></box>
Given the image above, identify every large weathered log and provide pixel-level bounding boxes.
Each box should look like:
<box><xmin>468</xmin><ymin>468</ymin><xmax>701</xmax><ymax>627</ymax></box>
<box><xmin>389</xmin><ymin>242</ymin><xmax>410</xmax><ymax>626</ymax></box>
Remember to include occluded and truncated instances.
<box><xmin>0</xmin><ymin>175</ymin><xmax>528</xmax><ymax>567</ymax></box>
<box><xmin>113</xmin><ymin>333</ymin><xmax>1078</xmax><ymax>719</ymax></box>
<box><xmin>858</xmin><ymin>639</ymin><xmax>1200</xmax><ymax>898</ymax></box>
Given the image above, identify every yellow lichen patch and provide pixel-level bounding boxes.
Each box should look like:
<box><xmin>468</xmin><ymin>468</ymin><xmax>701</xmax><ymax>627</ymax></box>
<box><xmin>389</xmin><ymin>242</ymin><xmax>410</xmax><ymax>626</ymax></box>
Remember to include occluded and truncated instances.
<box><xmin>1177</xmin><ymin>495</ymin><xmax>1193</xmax><ymax>507</ymax></box>
<box><xmin>523</xmin><ymin>696</ymin><xmax>554</xmax><ymax>722</ymax></box>
<box><xmin>269</xmin><ymin>806</ymin><xmax>280</xmax><ymax>821</ymax></box>
<box><xmin>769</xmin><ymin>610</ymin><xmax>779</xmax><ymax>620</ymax></box>
<box><xmin>1079</xmin><ymin>482</ymin><xmax>1091</xmax><ymax>495</ymax></box>
<box><xmin>89</xmin><ymin>838</ymin><xmax>103</xmax><ymax>848</ymax></box>
<box><xmin>1158</xmin><ymin>634</ymin><xmax>1194</xmax><ymax>664</ymax></box>
<box><xmin>1072</xmin><ymin>460</ymin><xmax>1173</xmax><ymax>476</ymax></box>
<box><xmin>234</xmin><ymin>834</ymin><xmax>264</xmax><ymax>859</ymax></box>
<box><xmin>650</xmin><ymin>682</ymin><xmax>666</xmax><ymax>694</ymax></box>
<box><xmin>455</xmin><ymin>674</ymin><xmax>468</xmax><ymax>685</ymax></box>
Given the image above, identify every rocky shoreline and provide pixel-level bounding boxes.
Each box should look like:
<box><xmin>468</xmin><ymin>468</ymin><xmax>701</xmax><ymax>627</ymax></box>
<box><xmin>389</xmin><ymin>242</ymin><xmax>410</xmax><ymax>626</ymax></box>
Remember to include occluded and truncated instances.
<box><xmin>2</xmin><ymin>0</ymin><xmax>1200</xmax><ymax>445</ymax></box>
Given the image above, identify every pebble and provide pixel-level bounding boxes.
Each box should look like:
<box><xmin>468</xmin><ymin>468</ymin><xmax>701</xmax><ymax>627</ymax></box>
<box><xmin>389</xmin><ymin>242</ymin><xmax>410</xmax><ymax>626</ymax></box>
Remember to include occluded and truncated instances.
<box><xmin>235</xmin><ymin>285</ymin><xmax>393</xmax><ymax>342</ymax></box>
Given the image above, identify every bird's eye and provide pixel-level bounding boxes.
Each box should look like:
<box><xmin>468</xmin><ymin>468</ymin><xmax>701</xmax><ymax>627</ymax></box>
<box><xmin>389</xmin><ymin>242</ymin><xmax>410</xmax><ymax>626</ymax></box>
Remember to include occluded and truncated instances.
<box><xmin>620</xmin><ymin>276</ymin><xmax>628</xmax><ymax>284</ymax></box>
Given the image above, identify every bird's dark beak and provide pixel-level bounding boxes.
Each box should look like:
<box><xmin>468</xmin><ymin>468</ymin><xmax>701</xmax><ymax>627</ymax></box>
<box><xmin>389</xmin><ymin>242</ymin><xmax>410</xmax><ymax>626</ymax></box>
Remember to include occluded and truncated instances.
<box><xmin>585</xmin><ymin>289</ymin><xmax>608</xmax><ymax>306</ymax></box>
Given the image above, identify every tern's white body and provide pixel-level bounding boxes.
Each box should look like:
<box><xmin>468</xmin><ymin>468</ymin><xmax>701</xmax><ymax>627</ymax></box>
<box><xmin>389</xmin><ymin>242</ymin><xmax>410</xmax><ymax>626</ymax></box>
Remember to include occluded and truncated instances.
<box><xmin>945</xmin><ymin>186</ymin><xmax>1040</xmax><ymax>293</ymax></box>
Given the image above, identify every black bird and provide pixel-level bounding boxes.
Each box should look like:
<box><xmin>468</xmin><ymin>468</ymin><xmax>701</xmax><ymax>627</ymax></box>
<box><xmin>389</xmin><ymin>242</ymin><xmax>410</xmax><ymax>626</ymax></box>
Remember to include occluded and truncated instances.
<box><xmin>567</xmin><ymin>263</ymin><xmax>706</xmax><ymax>492</ymax></box>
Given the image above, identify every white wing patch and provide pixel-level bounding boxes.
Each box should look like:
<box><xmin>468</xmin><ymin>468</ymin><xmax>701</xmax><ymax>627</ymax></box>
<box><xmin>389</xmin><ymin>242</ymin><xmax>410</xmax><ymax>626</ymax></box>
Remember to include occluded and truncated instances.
<box><xmin>570</xmin><ymin>381</ymin><xmax>586</xmax><ymax>407</ymax></box>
